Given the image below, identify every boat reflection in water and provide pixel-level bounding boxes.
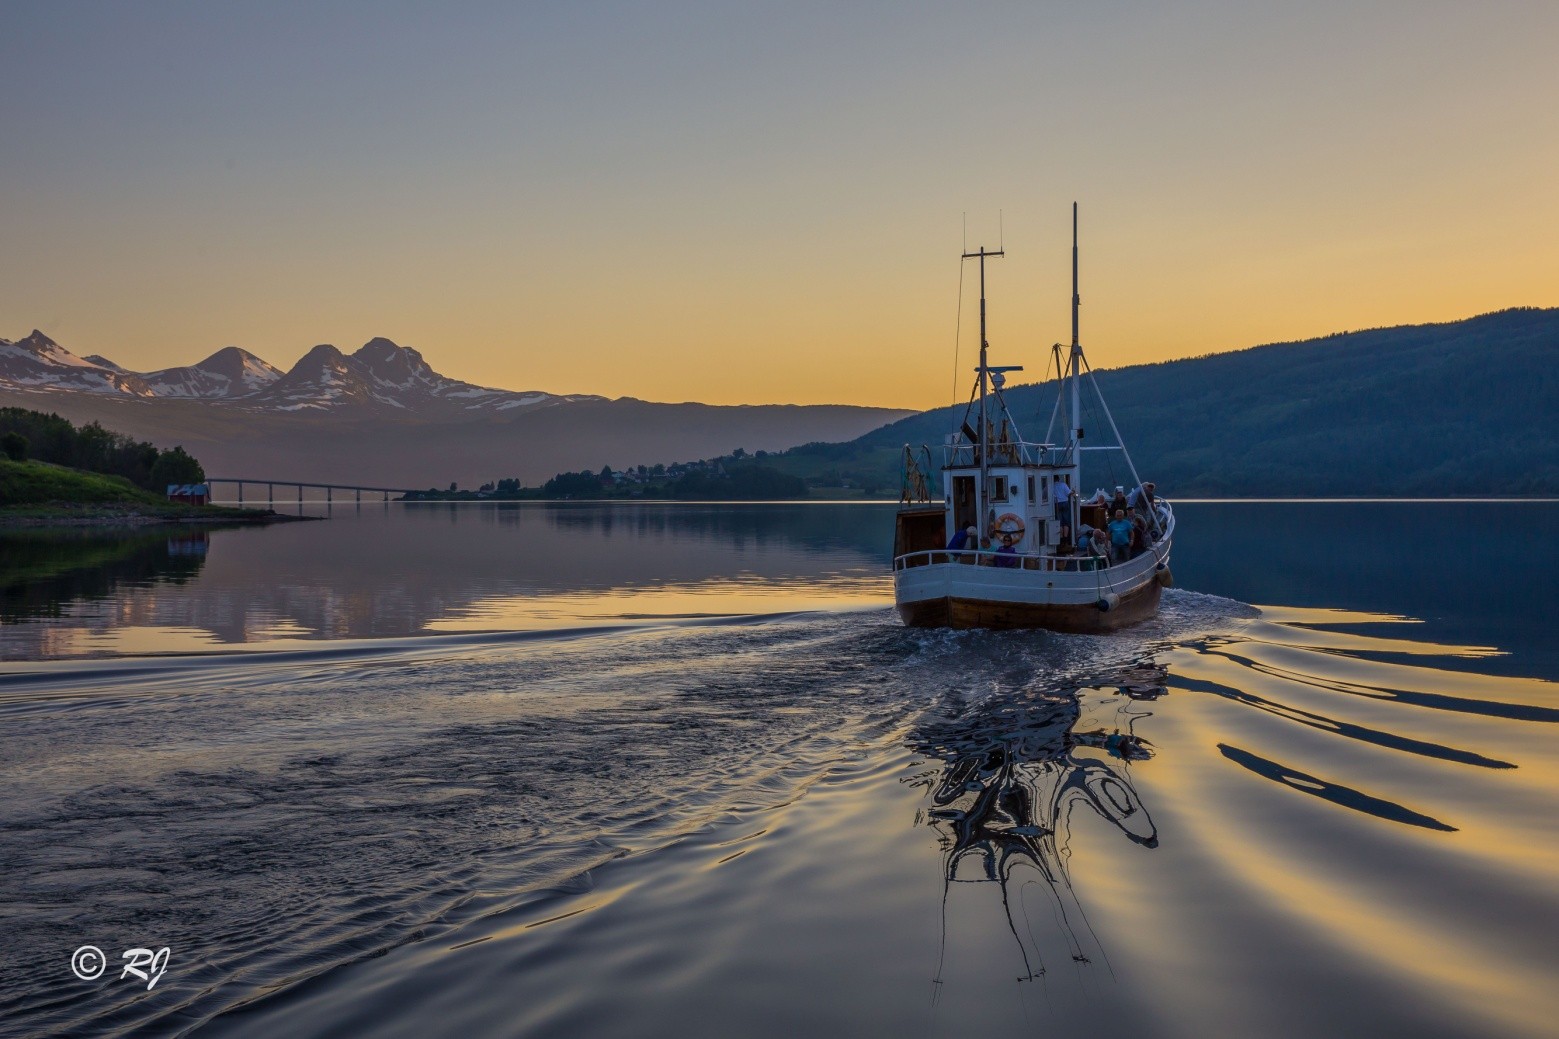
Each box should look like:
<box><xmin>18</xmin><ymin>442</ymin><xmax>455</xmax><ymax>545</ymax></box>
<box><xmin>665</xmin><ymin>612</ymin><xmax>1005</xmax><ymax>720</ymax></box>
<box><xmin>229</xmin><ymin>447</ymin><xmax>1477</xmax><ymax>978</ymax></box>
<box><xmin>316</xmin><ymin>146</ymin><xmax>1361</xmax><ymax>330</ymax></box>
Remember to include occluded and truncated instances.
<box><xmin>907</xmin><ymin>662</ymin><xmax>1166</xmax><ymax>987</ymax></box>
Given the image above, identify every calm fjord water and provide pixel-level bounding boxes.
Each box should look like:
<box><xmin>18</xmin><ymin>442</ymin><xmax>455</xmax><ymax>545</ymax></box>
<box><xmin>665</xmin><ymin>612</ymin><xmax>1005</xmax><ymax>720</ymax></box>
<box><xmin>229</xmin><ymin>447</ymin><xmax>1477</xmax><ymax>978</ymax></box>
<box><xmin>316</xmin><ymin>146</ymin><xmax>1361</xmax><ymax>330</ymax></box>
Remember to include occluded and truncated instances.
<box><xmin>1</xmin><ymin>502</ymin><xmax>1556</xmax><ymax>1038</ymax></box>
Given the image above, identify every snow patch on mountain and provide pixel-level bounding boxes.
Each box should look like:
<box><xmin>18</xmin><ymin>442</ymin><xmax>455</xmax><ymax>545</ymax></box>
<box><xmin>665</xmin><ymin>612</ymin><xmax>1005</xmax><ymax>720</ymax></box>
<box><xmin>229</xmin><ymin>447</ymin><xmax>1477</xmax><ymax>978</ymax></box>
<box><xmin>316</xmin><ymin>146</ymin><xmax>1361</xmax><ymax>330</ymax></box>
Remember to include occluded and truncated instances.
<box><xmin>0</xmin><ymin>331</ymin><xmax>156</xmax><ymax>396</ymax></box>
<box><xmin>144</xmin><ymin>346</ymin><xmax>285</xmax><ymax>398</ymax></box>
<box><xmin>0</xmin><ymin>330</ymin><xmax>605</xmax><ymax>416</ymax></box>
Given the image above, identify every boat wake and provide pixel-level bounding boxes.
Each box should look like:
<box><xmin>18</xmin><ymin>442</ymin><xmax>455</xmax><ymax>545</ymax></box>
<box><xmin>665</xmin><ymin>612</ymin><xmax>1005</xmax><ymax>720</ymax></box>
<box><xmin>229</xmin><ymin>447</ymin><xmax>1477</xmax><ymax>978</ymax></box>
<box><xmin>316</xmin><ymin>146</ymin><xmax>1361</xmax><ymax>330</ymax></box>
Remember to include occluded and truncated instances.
<box><xmin>2</xmin><ymin>590</ymin><xmax>1555</xmax><ymax>1038</ymax></box>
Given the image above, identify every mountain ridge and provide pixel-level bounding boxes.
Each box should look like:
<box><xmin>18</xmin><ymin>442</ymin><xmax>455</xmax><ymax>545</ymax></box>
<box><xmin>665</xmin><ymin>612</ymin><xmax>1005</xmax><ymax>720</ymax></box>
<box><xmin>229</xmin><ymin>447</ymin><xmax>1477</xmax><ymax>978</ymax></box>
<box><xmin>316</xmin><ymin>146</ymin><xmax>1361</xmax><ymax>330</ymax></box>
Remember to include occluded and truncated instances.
<box><xmin>758</xmin><ymin>306</ymin><xmax>1559</xmax><ymax>497</ymax></box>
<box><xmin>0</xmin><ymin>331</ymin><xmax>612</xmax><ymax>416</ymax></box>
<box><xmin>7</xmin><ymin>308</ymin><xmax>1549</xmax><ymax>493</ymax></box>
<box><xmin>0</xmin><ymin>329</ymin><xmax>912</xmax><ymax>486</ymax></box>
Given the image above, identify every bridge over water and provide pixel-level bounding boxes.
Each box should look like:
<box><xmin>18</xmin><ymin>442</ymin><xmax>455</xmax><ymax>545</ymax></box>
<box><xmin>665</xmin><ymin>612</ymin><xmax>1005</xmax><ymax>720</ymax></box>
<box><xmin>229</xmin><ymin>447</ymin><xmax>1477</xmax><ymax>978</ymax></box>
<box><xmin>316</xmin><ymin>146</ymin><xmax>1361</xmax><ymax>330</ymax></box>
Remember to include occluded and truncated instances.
<box><xmin>204</xmin><ymin>478</ymin><xmax>416</xmax><ymax>506</ymax></box>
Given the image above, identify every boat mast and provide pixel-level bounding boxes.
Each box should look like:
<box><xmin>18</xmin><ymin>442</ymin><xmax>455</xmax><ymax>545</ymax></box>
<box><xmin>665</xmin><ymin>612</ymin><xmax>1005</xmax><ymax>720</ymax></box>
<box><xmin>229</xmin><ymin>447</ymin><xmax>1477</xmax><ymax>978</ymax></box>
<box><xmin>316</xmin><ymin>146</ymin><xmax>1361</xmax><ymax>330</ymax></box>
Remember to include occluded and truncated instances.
<box><xmin>962</xmin><ymin>244</ymin><xmax>1003</xmax><ymax>517</ymax></box>
<box><xmin>1069</xmin><ymin>203</ymin><xmax>1082</xmax><ymax>465</ymax></box>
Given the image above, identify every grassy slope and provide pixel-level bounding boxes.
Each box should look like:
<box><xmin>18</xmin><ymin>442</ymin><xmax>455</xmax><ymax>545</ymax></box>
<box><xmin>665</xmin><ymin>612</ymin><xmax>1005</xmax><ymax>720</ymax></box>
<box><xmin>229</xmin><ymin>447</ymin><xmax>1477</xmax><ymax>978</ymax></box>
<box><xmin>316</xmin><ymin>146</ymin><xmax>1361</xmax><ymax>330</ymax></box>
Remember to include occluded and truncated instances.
<box><xmin>0</xmin><ymin>459</ymin><xmax>272</xmax><ymax>521</ymax></box>
<box><xmin>0</xmin><ymin>459</ymin><xmax>166</xmax><ymax>506</ymax></box>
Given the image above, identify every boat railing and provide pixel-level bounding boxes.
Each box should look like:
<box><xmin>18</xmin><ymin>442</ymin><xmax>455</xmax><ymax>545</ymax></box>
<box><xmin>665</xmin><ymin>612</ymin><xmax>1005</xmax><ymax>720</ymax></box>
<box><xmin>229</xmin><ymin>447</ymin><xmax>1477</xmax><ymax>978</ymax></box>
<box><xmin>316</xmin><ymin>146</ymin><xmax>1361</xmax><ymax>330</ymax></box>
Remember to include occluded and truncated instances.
<box><xmin>940</xmin><ymin>440</ymin><xmax>1068</xmax><ymax>469</ymax></box>
<box><xmin>893</xmin><ymin>548</ymin><xmax>1144</xmax><ymax>574</ymax></box>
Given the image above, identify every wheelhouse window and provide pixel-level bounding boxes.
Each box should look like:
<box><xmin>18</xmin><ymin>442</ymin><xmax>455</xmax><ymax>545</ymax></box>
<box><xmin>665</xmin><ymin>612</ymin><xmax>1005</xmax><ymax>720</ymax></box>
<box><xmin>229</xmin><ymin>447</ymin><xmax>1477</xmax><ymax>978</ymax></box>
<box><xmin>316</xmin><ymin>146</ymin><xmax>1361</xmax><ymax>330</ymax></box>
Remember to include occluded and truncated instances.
<box><xmin>1028</xmin><ymin>476</ymin><xmax>1036</xmax><ymax>503</ymax></box>
<box><xmin>989</xmin><ymin>476</ymin><xmax>1009</xmax><ymax>502</ymax></box>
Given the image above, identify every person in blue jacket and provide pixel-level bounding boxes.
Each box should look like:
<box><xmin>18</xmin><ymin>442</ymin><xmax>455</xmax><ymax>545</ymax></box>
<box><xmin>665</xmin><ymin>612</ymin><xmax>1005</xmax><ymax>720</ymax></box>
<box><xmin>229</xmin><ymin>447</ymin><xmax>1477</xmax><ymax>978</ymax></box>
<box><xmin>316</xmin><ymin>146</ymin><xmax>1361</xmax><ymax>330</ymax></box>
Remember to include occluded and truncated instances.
<box><xmin>1107</xmin><ymin>509</ymin><xmax>1134</xmax><ymax>564</ymax></box>
<box><xmin>947</xmin><ymin>524</ymin><xmax>977</xmax><ymax>550</ymax></box>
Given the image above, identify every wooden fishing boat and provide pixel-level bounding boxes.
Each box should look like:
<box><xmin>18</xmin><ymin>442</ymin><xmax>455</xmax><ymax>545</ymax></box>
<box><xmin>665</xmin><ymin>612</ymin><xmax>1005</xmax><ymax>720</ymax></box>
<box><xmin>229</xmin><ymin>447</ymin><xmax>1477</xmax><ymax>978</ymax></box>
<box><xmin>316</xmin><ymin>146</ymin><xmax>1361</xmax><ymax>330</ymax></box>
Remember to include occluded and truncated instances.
<box><xmin>893</xmin><ymin>206</ymin><xmax>1174</xmax><ymax>631</ymax></box>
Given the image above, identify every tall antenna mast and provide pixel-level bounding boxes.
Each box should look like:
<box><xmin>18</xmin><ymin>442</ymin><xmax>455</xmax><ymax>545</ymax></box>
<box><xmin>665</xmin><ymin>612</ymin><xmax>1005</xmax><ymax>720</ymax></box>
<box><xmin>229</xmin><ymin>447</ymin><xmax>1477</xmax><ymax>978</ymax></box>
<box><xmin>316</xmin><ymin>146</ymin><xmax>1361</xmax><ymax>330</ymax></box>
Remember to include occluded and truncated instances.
<box><xmin>1069</xmin><ymin>203</ymin><xmax>1083</xmax><ymax>468</ymax></box>
<box><xmin>1071</xmin><ymin>202</ymin><xmax>1080</xmax><ymax>350</ymax></box>
<box><xmin>962</xmin><ymin>244</ymin><xmax>1004</xmax><ymax>502</ymax></box>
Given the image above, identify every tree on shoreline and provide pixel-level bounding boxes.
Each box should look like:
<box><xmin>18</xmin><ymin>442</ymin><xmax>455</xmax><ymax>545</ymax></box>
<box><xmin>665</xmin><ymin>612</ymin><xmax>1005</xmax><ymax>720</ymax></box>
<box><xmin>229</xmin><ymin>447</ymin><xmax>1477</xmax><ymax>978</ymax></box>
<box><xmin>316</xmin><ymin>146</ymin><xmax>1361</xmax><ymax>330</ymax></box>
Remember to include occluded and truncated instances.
<box><xmin>0</xmin><ymin>407</ymin><xmax>206</xmax><ymax>491</ymax></box>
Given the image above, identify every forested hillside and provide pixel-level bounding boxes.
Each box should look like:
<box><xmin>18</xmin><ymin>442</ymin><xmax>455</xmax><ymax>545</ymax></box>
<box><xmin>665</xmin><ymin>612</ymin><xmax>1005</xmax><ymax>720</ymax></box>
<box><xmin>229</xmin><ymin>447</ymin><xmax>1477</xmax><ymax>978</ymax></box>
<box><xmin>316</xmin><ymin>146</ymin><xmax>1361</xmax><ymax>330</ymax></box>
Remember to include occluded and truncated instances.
<box><xmin>770</xmin><ymin>308</ymin><xmax>1558</xmax><ymax>497</ymax></box>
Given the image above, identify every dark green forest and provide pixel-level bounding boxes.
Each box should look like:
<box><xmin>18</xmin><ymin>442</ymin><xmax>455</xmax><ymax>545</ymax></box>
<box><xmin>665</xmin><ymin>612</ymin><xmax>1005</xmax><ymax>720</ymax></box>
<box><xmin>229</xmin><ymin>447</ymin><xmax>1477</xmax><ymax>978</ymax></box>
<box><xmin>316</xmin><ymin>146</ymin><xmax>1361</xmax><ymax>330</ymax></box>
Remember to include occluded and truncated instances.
<box><xmin>766</xmin><ymin>307</ymin><xmax>1559</xmax><ymax>497</ymax></box>
<box><xmin>0</xmin><ymin>408</ymin><xmax>206</xmax><ymax>491</ymax></box>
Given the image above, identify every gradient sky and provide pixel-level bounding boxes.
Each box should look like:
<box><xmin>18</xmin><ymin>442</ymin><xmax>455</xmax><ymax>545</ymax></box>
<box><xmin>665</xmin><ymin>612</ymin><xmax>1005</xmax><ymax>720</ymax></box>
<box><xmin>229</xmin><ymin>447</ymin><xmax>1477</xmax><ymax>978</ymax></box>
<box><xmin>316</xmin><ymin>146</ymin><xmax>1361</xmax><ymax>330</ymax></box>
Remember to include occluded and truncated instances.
<box><xmin>2</xmin><ymin>1</ymin><xmax>1555</xmax><ymax>409</ymax></box>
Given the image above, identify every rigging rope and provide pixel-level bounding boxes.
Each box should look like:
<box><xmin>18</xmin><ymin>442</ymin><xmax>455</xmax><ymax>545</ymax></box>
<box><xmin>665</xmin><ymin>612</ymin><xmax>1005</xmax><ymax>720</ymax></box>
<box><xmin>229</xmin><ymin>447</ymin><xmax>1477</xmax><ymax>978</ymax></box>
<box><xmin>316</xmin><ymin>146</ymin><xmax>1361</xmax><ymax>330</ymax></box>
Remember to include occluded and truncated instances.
<box><xmin>1042</xmin><ymin>344</ymin><xmax>1064</xmax><ymax>446</ymax></box>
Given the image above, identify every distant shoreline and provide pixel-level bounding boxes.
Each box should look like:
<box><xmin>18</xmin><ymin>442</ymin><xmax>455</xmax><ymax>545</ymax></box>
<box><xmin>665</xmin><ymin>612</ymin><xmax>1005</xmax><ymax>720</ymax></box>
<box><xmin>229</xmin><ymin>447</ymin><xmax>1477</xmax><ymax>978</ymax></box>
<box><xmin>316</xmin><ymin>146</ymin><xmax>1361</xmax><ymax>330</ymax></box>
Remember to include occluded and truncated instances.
<box><xmin>0</xmin><ymin>506</ymin><xmax>321</xmax><ymax>530</ymax></box>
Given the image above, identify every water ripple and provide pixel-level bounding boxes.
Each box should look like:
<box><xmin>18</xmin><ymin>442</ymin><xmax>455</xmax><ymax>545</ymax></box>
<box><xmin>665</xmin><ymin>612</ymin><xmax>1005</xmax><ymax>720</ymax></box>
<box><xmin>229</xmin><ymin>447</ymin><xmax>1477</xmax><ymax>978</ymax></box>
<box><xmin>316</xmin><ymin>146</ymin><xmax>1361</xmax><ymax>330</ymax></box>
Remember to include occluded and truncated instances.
<box><xmin>2</xmin><ymin>593</ymin><xmax>1556</xmax><ymax>1038</ymax></box>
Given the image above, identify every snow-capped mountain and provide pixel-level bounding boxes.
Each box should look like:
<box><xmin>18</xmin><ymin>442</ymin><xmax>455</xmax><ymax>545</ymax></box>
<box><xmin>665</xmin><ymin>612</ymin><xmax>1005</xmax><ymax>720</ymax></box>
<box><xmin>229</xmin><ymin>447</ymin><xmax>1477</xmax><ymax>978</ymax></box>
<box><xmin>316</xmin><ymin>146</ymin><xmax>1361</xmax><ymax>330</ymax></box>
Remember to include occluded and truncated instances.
<box><xmin>255</xmin><ymin>344</ymin><xmax>380</xmax><ymax>410</ymax></box>
<box><xmin>0</xmin><ymin>328</ymin><xmax>912</xmax><ymax>487</ymax></box>
<box><xmin>250</xmin><ymin>338</ymin><xmax>596</xmax><ymax>413</ymax></box>
<box><xmin>0</xmin><ymin>331</ymin><xmax>154</xmax><ymax>396</ymax></box>
<box><xmin>0</xmin><ymin>330</ymin><xmax>590</xmax><ymax>414</ymax></box>
<box><xmin>144</xmin><ymin>347</ymin><xmax>284</xmax><ymax>399</ymax></box>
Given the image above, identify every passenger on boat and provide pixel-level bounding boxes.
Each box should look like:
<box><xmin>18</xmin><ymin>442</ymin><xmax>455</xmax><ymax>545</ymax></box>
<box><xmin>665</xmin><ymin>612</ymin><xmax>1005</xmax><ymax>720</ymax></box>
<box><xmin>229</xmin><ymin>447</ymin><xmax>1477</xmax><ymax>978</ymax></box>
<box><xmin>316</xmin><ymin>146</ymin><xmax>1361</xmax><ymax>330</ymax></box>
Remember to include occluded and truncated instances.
<box><xmin>1110</xmin><ymin>487</ymin><xmax>1129</xmax><ymax>515</ymax></box>
<box><xmin>1128</xmin><ymin>507</ymin><xmax>1148</xmax><ymax>557</ymax></box>
<box><xmin>1107</xmin><ymin>509</ymin><xmax>1134</xmax><ymax>564</ymax></box>
<box><xmin>1079</xmin><ymin>528</ymin><xmax>1108</xmax><ymax>569</ymax></box>
<box><xmin>1053</xmin><ymin>475</ymin><xmax>1072</xmax><ymax>524</ymax></box>
<box><xmin>1127</xmin><ymin>481</ymin><xmax>1157</xmax><ymax>511</ymax></box>
<box><xmin>978</xmin><ymin>535</ymin><xmax>994</xmax><ymax>564</ymax></box>
<box><xmin>946</xmin><ymin>524</ymin><xmax>977</xmax><ymax>551</ymax></box>
<box><xmin>995</xmin><ymin>542</ymin><xmax>1020</xmax><ymax>568</ymax></box>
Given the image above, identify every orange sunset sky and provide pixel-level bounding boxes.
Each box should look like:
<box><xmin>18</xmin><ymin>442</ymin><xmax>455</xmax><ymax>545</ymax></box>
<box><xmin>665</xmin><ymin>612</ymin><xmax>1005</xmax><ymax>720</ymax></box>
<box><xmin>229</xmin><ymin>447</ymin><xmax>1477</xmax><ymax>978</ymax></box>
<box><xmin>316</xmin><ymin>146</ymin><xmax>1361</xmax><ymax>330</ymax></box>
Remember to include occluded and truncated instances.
<box><xmin>2</xmin><ymin>2</ymin><xmax>1555</xmax><ymax>410</ymax></box>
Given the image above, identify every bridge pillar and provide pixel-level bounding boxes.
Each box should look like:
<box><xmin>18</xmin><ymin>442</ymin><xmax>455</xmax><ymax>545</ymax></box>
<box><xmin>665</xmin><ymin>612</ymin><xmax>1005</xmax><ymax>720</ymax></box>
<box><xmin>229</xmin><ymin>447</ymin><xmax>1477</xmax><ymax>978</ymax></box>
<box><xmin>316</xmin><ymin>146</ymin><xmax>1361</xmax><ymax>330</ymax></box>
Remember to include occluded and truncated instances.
<box><xmin>268</xmin><ymin>483</ymin><xmax>274</xmax><ymax>503</ymax></box>
<box><xmin>297</xmin><ymin>485</ymin><xmax>303</xmax><ymax>508</ymax></box>
<box><xmin>237</xmin><ymin>482</ymin><xmax>243</xmax><ymax>506</ymax></box>
<box><xmin>327</xmin><ymin>487</ymin><xmax>332</xmax><ymax>507</ymax></box>
<box><xmin>356</xmin><ymin>489</ymin><xmax>362</xmax><ymax>505</ymax></box>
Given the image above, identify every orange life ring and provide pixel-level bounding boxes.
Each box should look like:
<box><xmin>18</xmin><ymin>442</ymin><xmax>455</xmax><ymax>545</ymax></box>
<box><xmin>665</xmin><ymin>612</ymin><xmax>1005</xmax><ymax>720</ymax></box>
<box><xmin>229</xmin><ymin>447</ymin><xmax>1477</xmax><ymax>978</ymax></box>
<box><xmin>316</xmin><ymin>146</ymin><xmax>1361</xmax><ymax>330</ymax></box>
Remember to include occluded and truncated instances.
<box><xmin>991</xmin><ymin>512</ymin><xmax>1026</xmax><ymax>546</ymax></box>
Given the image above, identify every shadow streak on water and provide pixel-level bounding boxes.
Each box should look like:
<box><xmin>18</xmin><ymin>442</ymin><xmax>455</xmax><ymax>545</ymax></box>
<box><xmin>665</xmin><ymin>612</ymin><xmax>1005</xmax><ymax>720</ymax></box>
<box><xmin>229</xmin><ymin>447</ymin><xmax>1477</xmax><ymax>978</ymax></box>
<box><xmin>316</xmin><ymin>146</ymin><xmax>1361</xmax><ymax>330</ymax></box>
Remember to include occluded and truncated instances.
<box><xmin>1215</xmin><ymin>743</ymin><xmax>1458</xmax><ymax>832</ymax></box>
<box><xmin>1198</xmin><ymin>643</ymin><xmax>1559</xmax><ymax>723</ymax></box>
<box><xmin>1168</xmin><ymin>670</ymin><xmax>1518</xmax><ymax>768</ymax></box>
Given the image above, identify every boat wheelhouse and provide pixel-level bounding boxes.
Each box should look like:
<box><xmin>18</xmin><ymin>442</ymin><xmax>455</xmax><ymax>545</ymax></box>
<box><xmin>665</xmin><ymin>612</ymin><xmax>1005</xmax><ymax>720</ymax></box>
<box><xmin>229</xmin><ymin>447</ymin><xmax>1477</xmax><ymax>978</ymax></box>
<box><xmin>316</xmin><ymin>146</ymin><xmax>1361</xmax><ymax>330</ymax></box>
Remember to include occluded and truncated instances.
<box><xmin>892</xmin><ymin>206</ymin><xmax>1174</xmax><ymax>631</ymax></box>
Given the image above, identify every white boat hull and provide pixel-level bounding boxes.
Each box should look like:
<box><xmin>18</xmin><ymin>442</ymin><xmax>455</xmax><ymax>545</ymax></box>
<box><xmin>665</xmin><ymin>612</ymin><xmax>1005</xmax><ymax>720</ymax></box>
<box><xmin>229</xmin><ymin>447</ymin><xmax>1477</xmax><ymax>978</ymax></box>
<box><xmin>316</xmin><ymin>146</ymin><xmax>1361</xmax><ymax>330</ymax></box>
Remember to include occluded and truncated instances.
<box><xmin>893</xmin><ymin>540</ymin><xmax>1171</xmax><ymax>632</ymax></box>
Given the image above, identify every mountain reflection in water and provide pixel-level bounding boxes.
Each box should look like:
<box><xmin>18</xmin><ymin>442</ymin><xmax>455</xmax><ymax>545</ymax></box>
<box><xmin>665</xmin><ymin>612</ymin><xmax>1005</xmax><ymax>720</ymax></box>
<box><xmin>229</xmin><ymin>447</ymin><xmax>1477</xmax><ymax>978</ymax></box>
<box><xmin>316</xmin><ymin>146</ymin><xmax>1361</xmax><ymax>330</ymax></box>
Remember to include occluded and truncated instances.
<box><xmin>0</xmin><ymin>503</ymin><xmax>895</xmax><ymax>657</ymax></box>
<box><xmin>0</xmin><ymin>527</ymin><xmax>208</xmax><ymax>652</ymax></box>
